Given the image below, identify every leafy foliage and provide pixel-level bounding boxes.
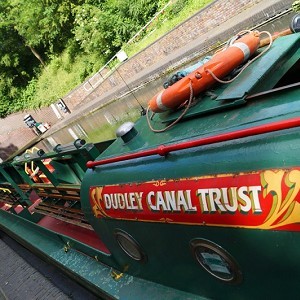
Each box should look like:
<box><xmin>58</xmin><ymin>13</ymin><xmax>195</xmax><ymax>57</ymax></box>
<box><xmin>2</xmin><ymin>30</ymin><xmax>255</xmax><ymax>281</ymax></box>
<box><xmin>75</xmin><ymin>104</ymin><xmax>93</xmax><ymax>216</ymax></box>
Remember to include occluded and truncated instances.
<box><xmin>0</xmin><ymin>1</ymin><xmax>40</xmax><ymax>117</ymax></box>
<box><xmin>0</xmin><ymin>0</ymin><xmax>210</xmax><ymax>118</ymax></box>
<box><xmin>292</xmin><ymin>0</ymin><xmax>300</xmax><ymax>12</ymax></box>
<box><xmin>72</xmin><ymin>0</ymin><xmax>163</xmax><ymax>59</ymax></box>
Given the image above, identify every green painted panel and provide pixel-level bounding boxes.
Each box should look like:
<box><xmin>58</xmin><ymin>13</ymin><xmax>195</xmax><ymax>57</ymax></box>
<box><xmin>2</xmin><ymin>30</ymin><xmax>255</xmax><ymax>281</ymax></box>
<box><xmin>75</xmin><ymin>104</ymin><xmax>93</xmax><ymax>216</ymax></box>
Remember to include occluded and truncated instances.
<box><xmin>0</xmin><ymin>210</ymin><xmax>205</xmax><ymax>299</ymax></box>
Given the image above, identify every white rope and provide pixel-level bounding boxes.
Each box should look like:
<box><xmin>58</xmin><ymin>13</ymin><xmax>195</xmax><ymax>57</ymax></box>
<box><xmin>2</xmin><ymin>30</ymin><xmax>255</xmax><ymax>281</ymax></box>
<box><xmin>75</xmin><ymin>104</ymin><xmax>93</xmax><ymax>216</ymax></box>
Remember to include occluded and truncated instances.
<box><xmin>29</xmin><ymin>166</ymin><xmax>40</xmax><ymax>178</ymax></box>
<box><xmin>206</xmin><ymin>30</ymin><xmax>273</xmax><ymax>84</ymax></box>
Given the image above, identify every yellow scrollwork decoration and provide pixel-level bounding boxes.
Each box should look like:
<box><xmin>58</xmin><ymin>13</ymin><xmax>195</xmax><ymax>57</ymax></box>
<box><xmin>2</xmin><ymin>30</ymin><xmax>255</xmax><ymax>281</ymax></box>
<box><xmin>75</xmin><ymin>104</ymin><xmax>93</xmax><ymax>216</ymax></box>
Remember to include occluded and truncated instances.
<box><xmin>90</xmin><ymin>187</ymin><xmax>111</xmax><ymax>218</ymax></box>
<box><xmin>261</xmin><ymin>170</ymin><xmax>300</xmax><ymax>229</ymax></box>
<box><xmin>153</xmin><ymin>180</ymin><xmax>167</xmax><ymax>187</ymax></box>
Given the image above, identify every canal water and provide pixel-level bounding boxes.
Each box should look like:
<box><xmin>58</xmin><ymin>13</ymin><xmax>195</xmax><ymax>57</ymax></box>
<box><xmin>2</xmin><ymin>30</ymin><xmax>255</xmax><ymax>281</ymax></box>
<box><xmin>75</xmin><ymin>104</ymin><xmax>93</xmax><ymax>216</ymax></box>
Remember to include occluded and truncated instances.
<box><xmin>36</xmin><ymin>11</ymin><xmax>296</xmax><ymax>152</ymax></box>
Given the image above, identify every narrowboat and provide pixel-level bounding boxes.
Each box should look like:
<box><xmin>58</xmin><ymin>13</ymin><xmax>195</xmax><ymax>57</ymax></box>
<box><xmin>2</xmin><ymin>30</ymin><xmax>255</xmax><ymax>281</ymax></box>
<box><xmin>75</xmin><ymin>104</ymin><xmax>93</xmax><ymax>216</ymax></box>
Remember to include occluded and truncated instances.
<box><xmin>0</xmin><ymin>18</ymin><xmax>299</xmax><ymax>299</ymax></box>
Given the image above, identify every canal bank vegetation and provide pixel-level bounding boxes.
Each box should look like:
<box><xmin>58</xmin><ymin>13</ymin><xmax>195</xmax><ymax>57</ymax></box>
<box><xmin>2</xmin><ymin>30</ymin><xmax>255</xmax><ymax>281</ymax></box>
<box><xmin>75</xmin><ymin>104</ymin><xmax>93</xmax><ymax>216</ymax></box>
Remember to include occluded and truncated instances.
<box><xmin>0</xmin><ymin>0</ymin><xmax>212</xmax><ymax>118</ymax></box>
<box><xmin>293</xmin><ymin>1</ymin><xmax>300</xmax><ymax>11</ymax></box>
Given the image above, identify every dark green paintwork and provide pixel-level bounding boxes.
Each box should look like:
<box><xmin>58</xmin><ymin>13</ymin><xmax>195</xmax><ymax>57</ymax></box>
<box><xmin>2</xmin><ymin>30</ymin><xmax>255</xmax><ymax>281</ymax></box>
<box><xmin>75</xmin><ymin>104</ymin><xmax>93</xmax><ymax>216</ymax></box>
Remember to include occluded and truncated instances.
<box><xmin>80</xmin><ymin>33</ymin><xmax>300</xmax><ymax>299</ymax></box>
<box><xmin>0</xmin><ymin>209</ymin><xmax>203</xmax><ymax>299</ymax></box>
<box><xmin>0</xmin><ymin>33</ymin><xmax>299</xmax><ymax>299</ymax></box>
<box><xmin>10</xmin><ymin>141</ymin><xmax>101</xmax><ymax>185</ymax></box>
<box><xmin>0</xmin><ymin>164</ymin><xmax>31</xmax><ymax>206</ymax></box>
<box><xmin>0</xmin><ymin>138</ymin><xmax>202</xmax><ymax>298</ymax></box>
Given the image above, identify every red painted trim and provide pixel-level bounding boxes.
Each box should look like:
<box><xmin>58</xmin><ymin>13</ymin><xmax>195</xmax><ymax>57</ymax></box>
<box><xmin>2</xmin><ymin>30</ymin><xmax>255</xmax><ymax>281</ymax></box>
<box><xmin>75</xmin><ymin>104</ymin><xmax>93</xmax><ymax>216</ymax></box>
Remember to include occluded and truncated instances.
<box><xmin>87</xmin><ymin>117</ymin><xmax>300</xmax><ymax>169</ymax></box>
<box><xmin>38</xmin><ymin>216</ymin><xmax>110</xmax><ymax>254</ymax></box>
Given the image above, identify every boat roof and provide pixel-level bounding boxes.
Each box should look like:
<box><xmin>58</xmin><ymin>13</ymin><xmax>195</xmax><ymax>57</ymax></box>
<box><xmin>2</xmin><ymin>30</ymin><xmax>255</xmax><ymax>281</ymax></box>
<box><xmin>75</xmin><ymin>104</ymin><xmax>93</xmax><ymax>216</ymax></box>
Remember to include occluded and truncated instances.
<box><xmin>98</xmin><ymin>33</ymin><xmax>300</xmax><ymax>160</ymax></box>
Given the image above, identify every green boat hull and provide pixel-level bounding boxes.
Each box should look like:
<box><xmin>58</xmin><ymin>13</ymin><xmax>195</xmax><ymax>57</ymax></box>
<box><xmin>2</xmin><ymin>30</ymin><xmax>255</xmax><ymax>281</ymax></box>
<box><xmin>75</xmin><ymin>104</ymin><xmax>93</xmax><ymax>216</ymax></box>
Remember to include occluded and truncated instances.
<box><xmin>0</xmin><ymin>32</ymin><xmax>299</xmax><ymax>299</ymax></box>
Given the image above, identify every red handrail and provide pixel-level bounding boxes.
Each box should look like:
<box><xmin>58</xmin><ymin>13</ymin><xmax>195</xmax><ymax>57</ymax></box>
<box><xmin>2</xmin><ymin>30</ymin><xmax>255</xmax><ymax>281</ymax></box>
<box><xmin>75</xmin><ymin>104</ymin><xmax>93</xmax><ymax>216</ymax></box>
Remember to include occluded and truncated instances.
<box><xmin>86</xmin><ymin>117</ymin><xmax>300</xmax><ymax>169</ymax></box>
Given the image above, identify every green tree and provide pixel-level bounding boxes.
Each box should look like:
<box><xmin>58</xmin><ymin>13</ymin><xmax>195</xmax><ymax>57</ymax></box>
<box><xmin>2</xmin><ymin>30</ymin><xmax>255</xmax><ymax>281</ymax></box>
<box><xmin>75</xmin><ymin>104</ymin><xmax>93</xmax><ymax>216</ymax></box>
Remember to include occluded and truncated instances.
<box><xmin>0</xmin><ymin>0</ymin><xmax>40</xmax><ymax>117</ymax></box>
<box><xmin>103</xmin><ymin>0</ymin><xmax>161</xmax><ymax>45</ymax></box>
<box><xmin>72</xmin><ymin>0</ymin><xmax>167</xmax><ymax>58</ymax></box>
<box><xmin>0</xmin><ymin>0</ymin><xmax>171</xmax><ymax>117</ymax></box>
<box><xmin>292</xmin><ymin>1</ymin><xmax>300</xmax><ymax>12</ymax></box>
<box><xmin>9</xmin><ymin>0</ymin><xmax>81</xmax><ymax>65</ymax></box>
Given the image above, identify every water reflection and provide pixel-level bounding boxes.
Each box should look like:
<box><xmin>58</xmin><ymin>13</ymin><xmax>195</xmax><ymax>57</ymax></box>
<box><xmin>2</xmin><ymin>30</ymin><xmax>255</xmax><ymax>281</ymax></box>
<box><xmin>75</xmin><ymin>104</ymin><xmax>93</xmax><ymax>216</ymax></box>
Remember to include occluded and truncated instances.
<box><xmin>36</xmin><ymin>11</ymin><xmax>296</xmax><ymax>151</ymax></box>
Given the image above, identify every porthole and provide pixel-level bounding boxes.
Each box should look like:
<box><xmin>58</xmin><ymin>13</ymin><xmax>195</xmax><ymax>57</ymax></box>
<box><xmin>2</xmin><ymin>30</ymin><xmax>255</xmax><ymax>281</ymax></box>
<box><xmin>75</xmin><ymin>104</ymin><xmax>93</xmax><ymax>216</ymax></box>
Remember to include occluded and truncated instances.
<box><xmin>190</xmin><ymin>239</ymin><xmax>242</xmax><ymax>284</ymax></box>
<box><xmin>114</xmin><ymin>230</ymin><xmax>147</xmax><ymax>263</ymax></box>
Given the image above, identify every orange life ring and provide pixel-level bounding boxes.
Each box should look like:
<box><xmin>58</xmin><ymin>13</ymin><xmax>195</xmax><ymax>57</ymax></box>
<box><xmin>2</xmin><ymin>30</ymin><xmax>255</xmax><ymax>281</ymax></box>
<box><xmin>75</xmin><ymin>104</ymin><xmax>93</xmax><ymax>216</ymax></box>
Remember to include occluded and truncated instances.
<box><xmin>148</xmin><ymin>32</ymin><xmax>260</xmax><ymax>113</ymax></box>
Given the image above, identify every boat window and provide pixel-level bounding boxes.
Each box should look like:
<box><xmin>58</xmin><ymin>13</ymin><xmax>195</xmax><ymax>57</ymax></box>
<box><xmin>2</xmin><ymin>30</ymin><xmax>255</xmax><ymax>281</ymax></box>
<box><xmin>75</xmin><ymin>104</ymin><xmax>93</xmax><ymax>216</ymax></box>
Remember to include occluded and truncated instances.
<box><xmin>114</xmin><ymin>229</ymin><xmax>147</xmax><ymax>263</ymax></box>
<box><xmin>190</xmin><ymin>239</ymin><xmax>242</xmax><ymax>284</ymax></box>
